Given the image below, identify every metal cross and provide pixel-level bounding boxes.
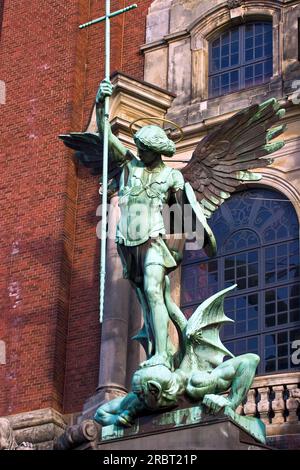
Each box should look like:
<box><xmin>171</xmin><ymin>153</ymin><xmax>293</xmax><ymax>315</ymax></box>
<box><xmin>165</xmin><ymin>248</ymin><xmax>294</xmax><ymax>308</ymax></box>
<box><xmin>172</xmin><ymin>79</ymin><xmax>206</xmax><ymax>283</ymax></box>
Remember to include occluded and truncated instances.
<box><xmin>79</xmin><ymin>2</ymin><xmax>138</xmax><ymax>323</ymax></box>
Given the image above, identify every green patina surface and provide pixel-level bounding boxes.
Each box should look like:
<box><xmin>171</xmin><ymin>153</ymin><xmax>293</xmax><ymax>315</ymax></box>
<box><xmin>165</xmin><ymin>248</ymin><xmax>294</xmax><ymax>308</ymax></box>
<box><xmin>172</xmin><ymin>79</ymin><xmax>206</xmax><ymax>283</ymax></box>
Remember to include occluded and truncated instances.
<box><xmin>61</xmin><ymin>78</ymin><xmax>286</xmax><ymax>446</ymax></box>
<box><xmin>101</xmin><ymin>422</ymin><xmax>140</xmax><ymax>442</ymax></box>
<box><xmin>94</xmin><ymin>284</ymin><xmax>266</xmax><ymax>443</ymax></box>
<box><xmin>153</xmin><ymin>406</ymin><xmax>203</xmax><ymax>428</ymax></box>
<box><xmin>224</xmin><ymin>407</ymin><xmax>266</xmax><ymax>445</ymax></box>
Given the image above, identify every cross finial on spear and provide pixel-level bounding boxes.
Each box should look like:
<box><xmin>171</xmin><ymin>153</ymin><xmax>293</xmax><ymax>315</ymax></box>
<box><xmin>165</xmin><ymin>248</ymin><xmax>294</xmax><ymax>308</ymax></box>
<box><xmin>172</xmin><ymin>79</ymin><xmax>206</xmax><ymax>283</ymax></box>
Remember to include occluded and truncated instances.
<box><xmin>79</xmin><ymin>2</ymin><xmax>138</xmax><ymax>323</ymax></box>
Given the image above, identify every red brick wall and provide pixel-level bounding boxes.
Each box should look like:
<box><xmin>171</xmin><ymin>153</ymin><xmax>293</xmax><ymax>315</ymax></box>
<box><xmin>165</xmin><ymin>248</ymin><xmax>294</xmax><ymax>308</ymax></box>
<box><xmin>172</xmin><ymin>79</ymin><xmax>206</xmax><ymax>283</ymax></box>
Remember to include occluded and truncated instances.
<box><xmin>0</xmin><ymin>0</ymin><xmax>83</xmax><ymax>415</ymax></box>
<box><xmin>0</xmin><ymin>0</ymin><xmax>152</xmax><ymax>416</ymax></box>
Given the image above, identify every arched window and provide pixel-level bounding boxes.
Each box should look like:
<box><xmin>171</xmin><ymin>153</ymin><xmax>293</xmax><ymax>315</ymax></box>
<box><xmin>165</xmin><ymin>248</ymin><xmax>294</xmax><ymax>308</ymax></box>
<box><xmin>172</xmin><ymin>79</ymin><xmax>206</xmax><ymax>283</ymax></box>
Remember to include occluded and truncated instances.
<box><xmin>209</xmin><ymin>21</ymin><xmax>273</xmax><ymax>98</ymax></box>
<box><xmin>181</xmin><ymin>189</ymin><xmax>300</xmax><ymax>374</ymax></box>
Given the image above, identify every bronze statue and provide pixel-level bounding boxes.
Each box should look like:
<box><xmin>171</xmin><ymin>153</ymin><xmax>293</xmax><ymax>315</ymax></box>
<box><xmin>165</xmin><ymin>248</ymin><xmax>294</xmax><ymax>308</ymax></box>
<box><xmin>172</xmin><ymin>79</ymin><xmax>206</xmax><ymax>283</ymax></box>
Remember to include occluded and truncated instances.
<box><xmin>95</xmin><ymin>285</ymin><xmax>258</xmax><ymax>419</ymax></box>
<box><xmin>60</xmin><ymin>79</ymin><xmax>285</xmax><ymax>441</ymax></box>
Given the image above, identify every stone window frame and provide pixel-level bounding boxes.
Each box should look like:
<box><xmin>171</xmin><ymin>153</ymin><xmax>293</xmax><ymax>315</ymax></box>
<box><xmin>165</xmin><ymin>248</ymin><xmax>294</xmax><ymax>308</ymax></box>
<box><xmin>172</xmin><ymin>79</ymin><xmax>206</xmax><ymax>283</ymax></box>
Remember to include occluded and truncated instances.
<box><xmin>190</xmin><ymin>4</ymin><xmax>282</xmax><ymax>102</ymax></box>
<box><xmin>208</xmin><ymin>20</ymin><xmax>273</xmax><ymax>98</ymax></box>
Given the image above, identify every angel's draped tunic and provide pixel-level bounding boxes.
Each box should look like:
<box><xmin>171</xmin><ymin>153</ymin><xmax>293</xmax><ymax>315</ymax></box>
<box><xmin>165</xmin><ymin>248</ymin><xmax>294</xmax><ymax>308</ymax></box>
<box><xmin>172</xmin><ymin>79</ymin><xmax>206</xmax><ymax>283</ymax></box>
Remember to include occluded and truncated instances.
<box><xmin>115</xmin><ymin>151</ymin><xmax>185</xmax><ymax>287</ymax></box>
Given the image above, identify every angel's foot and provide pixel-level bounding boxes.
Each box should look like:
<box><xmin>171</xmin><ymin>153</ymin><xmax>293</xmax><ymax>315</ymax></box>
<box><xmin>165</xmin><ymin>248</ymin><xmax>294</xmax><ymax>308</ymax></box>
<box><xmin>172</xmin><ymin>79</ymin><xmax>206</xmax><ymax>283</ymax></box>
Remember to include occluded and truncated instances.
<box><xmin>203</xmin><ymin>394</ymin><xmax>231</xmax><ymax>415</ymax></box>
<box><xmin>140</xmin><ymin>353</ymin><xmax>171</xmax><ymax>369</ymax></box>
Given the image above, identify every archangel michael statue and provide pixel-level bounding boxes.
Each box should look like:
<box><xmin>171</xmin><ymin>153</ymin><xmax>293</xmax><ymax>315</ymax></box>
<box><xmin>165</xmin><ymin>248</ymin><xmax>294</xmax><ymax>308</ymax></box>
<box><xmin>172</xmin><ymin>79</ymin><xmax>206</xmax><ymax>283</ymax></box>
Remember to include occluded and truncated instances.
<box><xmin>60</xmin><ymin>78</ymin><xmax>286</xmax><ymax>441</ymax></box>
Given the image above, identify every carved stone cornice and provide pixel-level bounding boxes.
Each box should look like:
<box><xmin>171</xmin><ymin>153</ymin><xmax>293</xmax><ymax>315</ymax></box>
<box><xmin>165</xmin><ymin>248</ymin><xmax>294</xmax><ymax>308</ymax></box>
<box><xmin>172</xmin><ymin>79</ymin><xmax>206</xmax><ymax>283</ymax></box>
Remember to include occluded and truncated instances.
<box><xmin>86</xmin><ymin>71</ymin><xmax>176</xmax><ymax>143</ymax></box>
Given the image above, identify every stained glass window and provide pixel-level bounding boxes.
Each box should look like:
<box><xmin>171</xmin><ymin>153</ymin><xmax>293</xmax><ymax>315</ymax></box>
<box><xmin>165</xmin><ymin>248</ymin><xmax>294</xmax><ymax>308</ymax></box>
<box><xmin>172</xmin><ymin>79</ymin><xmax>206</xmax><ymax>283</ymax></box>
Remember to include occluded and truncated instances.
<box><xmin>209</xmin><ymin>22</ymin><xmax>273</xmax><ymax>98</ymax></box>
<box><xmin>181</xmin><ymin>189</ymin><xmax>300</xmax><ymax>374</ymax></box>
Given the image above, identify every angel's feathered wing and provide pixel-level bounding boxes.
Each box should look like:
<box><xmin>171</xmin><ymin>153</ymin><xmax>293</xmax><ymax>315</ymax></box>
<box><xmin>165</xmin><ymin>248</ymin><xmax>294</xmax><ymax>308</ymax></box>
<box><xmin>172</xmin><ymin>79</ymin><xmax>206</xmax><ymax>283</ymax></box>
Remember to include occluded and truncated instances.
<box><xmin>59</xmin><ymin>132</ymin><xmax>121</xmax><ymax>183</ymax></box>
<box><xmin>182</xmin><ymin>98</ymin><xmax>286</xmax><ymax>218</ymax></box>
<box><xmin>179</xmin><ymin>285</ymin><xmax>236</xmax><ymax>374</ymax></box>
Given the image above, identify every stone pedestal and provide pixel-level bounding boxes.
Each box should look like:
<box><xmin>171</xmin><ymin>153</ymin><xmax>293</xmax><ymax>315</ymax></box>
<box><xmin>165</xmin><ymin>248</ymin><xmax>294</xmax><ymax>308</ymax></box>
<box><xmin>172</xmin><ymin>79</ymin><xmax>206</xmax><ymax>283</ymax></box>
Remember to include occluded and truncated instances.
<box><xmin>94</xmin><ymin>418</ymin><xmax>267</xmax><ymax>451</ymax></box>
<box><xmin>55</xmin><ymin>402</ymin><xmax>268</xmax><ymax>451</ymax></box>
<box><xmin>95</xmin><ymin>405</ymin><xmax>267</xmax><ymax>451</ymax></box>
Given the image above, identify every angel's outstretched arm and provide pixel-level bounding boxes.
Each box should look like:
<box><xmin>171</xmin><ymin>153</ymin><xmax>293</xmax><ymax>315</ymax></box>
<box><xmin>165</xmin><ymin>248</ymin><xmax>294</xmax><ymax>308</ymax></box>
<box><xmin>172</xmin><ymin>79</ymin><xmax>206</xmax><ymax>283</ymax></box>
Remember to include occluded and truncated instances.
<box><xmin>96</xmin><ymin>79</ymin><xmax>132</xmax><ymax>166</ymax></box>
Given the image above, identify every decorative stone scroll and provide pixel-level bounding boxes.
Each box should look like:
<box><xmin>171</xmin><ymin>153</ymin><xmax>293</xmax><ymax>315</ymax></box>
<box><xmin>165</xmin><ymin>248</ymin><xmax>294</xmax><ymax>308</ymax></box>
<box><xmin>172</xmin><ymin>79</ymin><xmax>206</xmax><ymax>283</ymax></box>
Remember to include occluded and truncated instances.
<box><xmin>0</xmin><ymin>418</ymin><xmax>34</xmax><ymax>450</ymax></box>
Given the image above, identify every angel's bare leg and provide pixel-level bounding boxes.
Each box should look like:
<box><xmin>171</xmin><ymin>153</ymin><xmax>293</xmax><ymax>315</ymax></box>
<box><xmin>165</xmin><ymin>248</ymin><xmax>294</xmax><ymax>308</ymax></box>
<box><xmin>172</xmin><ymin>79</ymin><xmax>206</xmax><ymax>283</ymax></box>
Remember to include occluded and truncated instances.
<box><xmin>141</xmin><ymin>264</ymin><xmax>171</xmax><ymax>368</ymax></box>
<box><xmin>135</xmin><ymin>286</ymin><xmax>154</xmax><ymax>357</ymax></box>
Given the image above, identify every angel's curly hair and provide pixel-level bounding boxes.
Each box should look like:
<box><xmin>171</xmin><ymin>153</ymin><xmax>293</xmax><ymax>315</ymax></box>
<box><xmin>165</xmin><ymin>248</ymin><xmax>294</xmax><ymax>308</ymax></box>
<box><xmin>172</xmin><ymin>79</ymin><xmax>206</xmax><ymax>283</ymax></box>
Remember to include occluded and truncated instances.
<box><xmin>134</xmin><ymin>125</ymin><xmax>176</xmax><ymax>158</ymax></box>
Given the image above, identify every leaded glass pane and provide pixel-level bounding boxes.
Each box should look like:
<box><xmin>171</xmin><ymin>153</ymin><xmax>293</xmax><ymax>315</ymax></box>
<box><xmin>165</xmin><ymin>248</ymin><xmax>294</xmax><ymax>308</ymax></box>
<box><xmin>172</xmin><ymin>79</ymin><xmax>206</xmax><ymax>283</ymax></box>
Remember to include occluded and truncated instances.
<box><xmin>264</xmin><ymin>329</ymin><xmax>300</xmax><ymax>372</ymax></box>
<box><xmin>209</xmin><ymin>21</ymin><xmax>273</xmax><ymax>98</ymax></box>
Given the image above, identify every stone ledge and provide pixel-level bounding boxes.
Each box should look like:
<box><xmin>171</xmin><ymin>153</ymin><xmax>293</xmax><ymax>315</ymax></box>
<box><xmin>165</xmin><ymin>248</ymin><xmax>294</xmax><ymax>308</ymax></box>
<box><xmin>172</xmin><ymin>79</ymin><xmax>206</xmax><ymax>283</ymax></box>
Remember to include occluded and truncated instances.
<box><xmin>85</xmin><ymin>71</ymin><xmax>176</xmax><ymax>141</ymax></box>
<box><xmin>5</xmin><ymin>408</ymin><xmax>67</xmax><ymax>450</ymax></box>
<box><xmin>55</xmin><ymin>403</ymin><xmax>268</xmax><ymax>451</ymax></box>
<box><xmin>98</xmin><ymin>401</ymin><xmax>265</xmax><ymax>446</ymax></box>
<box><xmin>252</xmin><ymin>371</ymin><xmax>300</xmax><ymax>388</ymax></box>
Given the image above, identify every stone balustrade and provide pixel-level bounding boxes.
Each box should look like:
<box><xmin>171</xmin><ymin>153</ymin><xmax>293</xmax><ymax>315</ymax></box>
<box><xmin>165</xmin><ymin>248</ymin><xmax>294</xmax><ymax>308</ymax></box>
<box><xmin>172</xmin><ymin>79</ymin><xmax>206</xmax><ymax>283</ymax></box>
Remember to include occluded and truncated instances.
<box><xmin>238</xmin><ymin>372</ymin><xmax>300</xmax><ymax>448</ymax></box>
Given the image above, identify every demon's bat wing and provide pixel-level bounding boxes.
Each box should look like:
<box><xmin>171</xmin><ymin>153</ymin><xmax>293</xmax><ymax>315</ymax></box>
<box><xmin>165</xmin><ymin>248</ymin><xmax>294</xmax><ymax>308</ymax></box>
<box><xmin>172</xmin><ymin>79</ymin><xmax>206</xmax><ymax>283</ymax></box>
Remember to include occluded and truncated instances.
<box><xmin>184</xmin><ymin>285</ymin><xmax>237</xmax><ymax>369</ymax></box>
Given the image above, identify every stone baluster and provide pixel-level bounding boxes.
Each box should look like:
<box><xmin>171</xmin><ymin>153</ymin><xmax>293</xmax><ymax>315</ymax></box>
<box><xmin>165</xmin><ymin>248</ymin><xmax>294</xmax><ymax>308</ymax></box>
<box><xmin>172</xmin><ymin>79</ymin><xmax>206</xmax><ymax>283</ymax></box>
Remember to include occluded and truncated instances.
<box><xmin>271</xmin><ymin>385</ymin><xmax>285</xmax><ymax>425</ymax></box>
<box><xmin>257</xmin><ymin>386</ymin><xmax>270</xmax><ymax>425</ymax></box>
<box><xmin>291</xmin><ymin>387</ymin><xmax>300</xmax><ymax>402</ymax></box>
<box><xmin>286</xmin><ymin>385</ymin><xmax>300</xmax><ymax>424</ymax></box>
<box><xmin>243</xmin><ymin>389</ymin><xmax>257</xmax><ymax>417</ymax></box>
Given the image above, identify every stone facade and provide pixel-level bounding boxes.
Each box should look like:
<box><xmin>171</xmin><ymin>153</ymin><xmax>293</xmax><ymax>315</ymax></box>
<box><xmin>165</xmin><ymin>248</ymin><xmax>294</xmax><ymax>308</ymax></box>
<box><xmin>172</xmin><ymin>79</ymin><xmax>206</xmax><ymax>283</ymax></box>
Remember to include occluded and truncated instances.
<box><xmin>143</xmin><ymin>0</ymin><xmax>300</xmax><ymax>121</ymax></box>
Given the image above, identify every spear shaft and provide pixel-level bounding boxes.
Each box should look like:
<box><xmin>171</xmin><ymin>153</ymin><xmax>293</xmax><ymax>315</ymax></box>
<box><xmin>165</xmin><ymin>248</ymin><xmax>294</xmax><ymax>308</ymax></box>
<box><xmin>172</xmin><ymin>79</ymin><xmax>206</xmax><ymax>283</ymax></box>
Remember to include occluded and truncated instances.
<box><xmin>99</xmin><ymin>0</ymin><xmax>111</xmax><ymax>324</ymax></box>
